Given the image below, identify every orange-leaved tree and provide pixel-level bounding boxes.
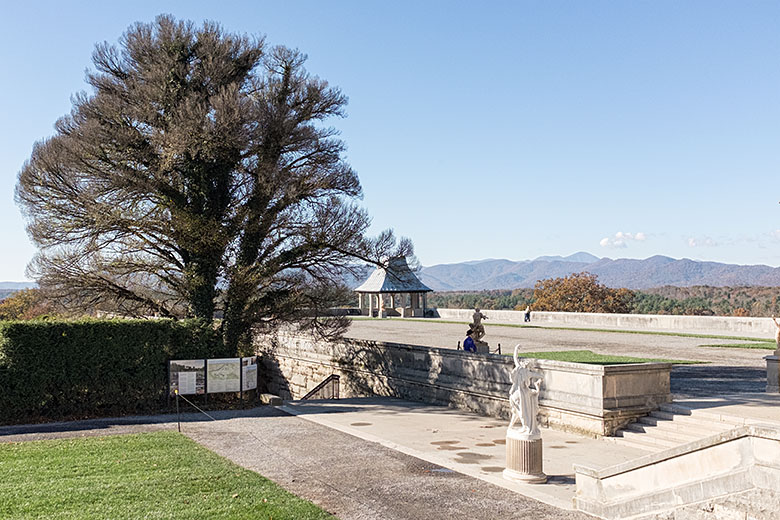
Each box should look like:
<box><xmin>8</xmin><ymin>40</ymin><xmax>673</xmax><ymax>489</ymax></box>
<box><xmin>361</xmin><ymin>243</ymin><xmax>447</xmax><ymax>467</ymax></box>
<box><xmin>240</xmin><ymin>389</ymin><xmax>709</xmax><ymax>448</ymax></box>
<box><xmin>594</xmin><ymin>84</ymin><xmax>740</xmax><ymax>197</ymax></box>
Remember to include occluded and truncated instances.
<box><xmin>532</xmin><ymin>272</ymin><xmax>634</xmax><ymax>313</ymax></box>
<box><xmin>0</xmin><ymin>288</ymin><xmax>54</xmax><ymax>320</ymax></box>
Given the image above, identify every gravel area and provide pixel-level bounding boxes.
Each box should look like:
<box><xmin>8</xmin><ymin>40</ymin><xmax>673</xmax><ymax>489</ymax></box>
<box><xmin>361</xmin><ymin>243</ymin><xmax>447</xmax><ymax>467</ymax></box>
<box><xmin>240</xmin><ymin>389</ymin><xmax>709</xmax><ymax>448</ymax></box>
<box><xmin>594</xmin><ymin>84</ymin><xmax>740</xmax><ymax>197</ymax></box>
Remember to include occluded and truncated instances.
<box><xmin>345</xmin><ymin>318</ymin><xmax>771</xmax><ymax>366</ymax></box>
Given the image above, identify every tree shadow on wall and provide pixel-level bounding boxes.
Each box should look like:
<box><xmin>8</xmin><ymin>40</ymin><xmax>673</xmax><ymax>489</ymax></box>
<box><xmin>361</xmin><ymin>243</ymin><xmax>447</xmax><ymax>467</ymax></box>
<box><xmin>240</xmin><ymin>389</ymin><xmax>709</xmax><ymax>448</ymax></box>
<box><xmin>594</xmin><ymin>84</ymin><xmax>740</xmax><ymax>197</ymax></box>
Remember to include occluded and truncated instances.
<box><xmin>257</xmin><ymin>350</ymin><xmax>293</xmax><ymax>401</ymax></box>
<box><xmin>333</xmin><ymin>338</ymin><xmax>510</xmax><ymax>416</ymax></box>
<box><xmin>334</xmin><ymin>339</ymin><xmax>438</xmax><ymax>404</ymax></box>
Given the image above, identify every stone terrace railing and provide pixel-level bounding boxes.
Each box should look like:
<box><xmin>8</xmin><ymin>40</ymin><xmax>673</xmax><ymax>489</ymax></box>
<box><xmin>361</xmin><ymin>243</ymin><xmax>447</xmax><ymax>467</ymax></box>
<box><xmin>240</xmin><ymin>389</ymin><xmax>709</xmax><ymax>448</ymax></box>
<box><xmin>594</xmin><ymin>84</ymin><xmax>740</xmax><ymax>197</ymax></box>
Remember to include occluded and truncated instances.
<box><xmin>255</xmin><ymin>332</ymin><xmax>672</xmax><ymax>437</ymax></box>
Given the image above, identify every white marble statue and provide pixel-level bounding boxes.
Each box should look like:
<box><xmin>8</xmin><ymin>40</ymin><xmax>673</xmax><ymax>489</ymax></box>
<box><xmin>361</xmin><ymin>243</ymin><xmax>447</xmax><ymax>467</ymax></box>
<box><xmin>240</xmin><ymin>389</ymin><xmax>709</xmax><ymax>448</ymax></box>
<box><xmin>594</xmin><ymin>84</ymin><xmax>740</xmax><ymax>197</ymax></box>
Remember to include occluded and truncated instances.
<box><xmin>773</xmin><ymin>316</ymin><xmax>780</xmax><ymax>353</ymax></box>
<box><xmin>508</xmin><ymin>344</ymin><xmax>544</xmax><ymax>436</ymax></box>
<box><xmin>471</xmin><ymin>308</ymin><xmax>488</xmax><ymax>342</ymax></box>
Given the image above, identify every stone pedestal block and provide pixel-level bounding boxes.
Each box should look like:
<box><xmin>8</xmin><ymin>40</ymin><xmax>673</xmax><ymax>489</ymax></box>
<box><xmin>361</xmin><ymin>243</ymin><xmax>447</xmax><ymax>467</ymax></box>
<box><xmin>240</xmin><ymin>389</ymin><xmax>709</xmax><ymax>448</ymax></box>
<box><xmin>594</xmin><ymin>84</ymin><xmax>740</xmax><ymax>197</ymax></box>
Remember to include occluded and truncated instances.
<box><xmin>475</xmin><ymin>341</ymin><xmax>490</xmax><ymax>354</ymax></box>
<box><xmin>766</xmin><ymin>356</ymin><xmax>779</xmax><ymax>393</ymax></box>
<box><xmin>503</xmin><ymin>429</ymin><xmax>547</xmax><ymax>484</ymax></box>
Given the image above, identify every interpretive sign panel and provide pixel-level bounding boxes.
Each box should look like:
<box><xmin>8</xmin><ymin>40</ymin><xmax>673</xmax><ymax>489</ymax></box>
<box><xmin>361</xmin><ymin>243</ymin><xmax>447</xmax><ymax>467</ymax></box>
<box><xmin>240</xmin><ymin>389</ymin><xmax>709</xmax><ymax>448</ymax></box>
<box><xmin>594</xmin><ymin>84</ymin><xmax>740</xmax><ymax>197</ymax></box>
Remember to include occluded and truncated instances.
<box><xmin>242</xmin><ymin>356</ymin><xmax>258</xmax><ymax>392</ymax></box>
<box><xmin>169</xmin><ymin>359</ymin><xmax>206</xmax><ymax>396</ymax></box>
<box><xmin>207</xmin><ymin>358</ymin><xmax>241</xmax><ymax>394</ymax></box>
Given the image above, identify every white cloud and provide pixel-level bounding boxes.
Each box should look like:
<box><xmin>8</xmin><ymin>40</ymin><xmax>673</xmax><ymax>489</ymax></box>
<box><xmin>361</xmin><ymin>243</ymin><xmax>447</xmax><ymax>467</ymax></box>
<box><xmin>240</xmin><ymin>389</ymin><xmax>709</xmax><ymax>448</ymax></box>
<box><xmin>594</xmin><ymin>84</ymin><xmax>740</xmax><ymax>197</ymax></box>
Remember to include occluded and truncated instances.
<box><xmin>599</xmin><ymin>231</ymin><xmax>647</xmax><ymax>249</ymax></box>
<box><xmin>687</xmin><ymin>236</ymin><xmax>718</xmax><ymax>248</ymax></box>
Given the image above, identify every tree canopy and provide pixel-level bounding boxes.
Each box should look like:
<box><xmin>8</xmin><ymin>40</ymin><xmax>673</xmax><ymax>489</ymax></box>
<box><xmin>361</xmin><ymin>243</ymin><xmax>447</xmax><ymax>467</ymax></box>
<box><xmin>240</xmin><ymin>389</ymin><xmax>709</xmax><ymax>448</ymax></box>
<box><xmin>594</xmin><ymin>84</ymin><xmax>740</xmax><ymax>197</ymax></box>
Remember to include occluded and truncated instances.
<box><xmin>531</xmin><ymin>272</ymin><xmax>634</xmax><ymax>313</ymax></box>
<box><xmin>16</xmin><ymin>16</ymin><xmax>408</xmax><ymax>352</ymax></box>
<box><xmin>0</xmin><ymin>289</ymin><xmax>54</xmax><ymax>320</ymax></box>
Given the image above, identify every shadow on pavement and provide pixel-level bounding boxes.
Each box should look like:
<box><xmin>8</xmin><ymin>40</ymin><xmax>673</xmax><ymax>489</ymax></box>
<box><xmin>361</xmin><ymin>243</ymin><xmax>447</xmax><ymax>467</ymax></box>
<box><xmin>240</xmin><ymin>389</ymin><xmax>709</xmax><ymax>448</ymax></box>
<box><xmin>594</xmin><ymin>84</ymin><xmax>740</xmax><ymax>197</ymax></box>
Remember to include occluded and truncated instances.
<box><xmin>671</xmin><ymin>365</ymin><xmax>766</xmax><ymax>398</ymax></box>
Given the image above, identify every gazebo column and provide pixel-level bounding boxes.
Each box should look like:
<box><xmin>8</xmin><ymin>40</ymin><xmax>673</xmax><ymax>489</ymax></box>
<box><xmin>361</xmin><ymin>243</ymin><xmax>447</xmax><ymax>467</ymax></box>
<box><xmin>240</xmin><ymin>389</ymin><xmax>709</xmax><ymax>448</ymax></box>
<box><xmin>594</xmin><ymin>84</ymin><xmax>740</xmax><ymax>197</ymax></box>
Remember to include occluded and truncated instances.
<box><xmin>368</xmin><ymin>292</ymin><xmax>374</xmax><ymax>317</ymax></box>
<box><xmin>422</xmin><ymin>293</ymin><xmax>427</xmax><ymax>317</ymax></box>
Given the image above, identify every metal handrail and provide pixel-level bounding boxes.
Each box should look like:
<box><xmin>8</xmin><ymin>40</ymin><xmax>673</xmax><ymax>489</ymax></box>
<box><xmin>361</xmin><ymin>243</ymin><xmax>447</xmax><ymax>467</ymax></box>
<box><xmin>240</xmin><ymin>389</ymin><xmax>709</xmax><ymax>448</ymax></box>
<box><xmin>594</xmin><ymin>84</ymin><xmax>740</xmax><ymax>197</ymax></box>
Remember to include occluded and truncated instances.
<box><xmin>301</xmin><ymin>374</ymin><xmax>340</xmax><ymax>400</ymax></box>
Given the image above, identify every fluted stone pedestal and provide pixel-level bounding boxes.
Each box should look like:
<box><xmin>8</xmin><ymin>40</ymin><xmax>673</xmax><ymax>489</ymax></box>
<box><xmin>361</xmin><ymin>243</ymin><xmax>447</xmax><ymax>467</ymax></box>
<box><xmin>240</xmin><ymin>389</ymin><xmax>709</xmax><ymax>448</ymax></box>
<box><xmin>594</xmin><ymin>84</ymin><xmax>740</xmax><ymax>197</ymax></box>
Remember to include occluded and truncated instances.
<box><xmin>766</xmin><ymin>356</ymin><xmax>779</xmax><ymax>393</ymax></box>
<box><xmin>503</xmin><ymin>429</ymin><xmax>546</xmax><ymax>484</ymax></box>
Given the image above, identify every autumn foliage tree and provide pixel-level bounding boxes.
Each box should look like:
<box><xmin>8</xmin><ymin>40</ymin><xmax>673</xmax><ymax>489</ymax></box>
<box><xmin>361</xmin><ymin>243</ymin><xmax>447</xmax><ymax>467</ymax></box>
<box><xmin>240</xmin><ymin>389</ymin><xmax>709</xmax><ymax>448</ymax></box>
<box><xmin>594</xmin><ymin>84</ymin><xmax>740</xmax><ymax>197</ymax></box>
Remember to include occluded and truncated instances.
<box><xmin>15</xmin><ymin>16</ymin><xmax>410</xmax><ymax>352</ymax></box>
<box><xmin>0</xmin><ymin>289</ymin><xmax>54</xmax><ymax>320</ymax></box>
<box><xmin>532</xmin><ymin>272</ymin><xmax>634</xmax><ymax>313</ymax></box>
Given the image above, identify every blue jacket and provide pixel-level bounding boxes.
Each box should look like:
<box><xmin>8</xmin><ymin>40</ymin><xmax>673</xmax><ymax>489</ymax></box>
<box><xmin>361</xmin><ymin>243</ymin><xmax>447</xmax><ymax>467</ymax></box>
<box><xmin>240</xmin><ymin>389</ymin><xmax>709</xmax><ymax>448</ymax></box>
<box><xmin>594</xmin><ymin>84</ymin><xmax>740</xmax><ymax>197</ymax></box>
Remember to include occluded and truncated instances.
<box><xmin>463</xmin><ymin>336</ymin><xmax>476</xmax><ymax>352</ymax></box>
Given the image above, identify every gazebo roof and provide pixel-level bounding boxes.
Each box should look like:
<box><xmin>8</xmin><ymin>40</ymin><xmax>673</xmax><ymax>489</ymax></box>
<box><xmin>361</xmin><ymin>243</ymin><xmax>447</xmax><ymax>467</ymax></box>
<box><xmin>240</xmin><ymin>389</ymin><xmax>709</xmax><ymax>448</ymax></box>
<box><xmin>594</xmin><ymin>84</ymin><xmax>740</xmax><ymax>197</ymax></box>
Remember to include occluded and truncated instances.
<box><xmin>354</xmin><ymin>257</ymin><xmax>432</xmax><ymax>294</ymax></box>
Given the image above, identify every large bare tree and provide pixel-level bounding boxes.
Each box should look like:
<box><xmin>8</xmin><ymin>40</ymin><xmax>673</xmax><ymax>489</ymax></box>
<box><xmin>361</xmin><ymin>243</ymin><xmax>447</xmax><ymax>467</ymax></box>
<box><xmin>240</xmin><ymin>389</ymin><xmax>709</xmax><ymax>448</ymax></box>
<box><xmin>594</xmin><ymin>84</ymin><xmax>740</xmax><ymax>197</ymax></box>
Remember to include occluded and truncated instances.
<box><xmin>16</xmin><ymin>15</ymin><xmax>410</xmax><ymax>352</ymax></box>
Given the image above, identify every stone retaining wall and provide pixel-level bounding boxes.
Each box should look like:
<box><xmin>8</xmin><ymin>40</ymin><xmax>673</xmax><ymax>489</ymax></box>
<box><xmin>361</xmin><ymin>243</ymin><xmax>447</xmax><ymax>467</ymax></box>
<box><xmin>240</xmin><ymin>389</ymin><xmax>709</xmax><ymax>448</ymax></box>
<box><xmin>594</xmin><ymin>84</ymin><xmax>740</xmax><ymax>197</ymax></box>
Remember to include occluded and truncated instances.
<box><xmin>255</xmin><ymin>332</ymin><xmax>671</xmax><ymax>436</ymax></box>
<box><xmin>435</xmin><ymin>308</ymin><xmax>778</xmax><ymax>337</ymax></box>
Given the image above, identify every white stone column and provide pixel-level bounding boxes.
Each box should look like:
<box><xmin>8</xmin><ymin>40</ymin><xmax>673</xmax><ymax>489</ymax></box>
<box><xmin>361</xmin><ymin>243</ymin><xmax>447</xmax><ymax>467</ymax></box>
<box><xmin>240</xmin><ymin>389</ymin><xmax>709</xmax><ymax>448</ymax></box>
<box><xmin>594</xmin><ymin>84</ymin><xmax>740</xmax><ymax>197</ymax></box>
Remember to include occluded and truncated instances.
<box><xmin>368</xmin><ymin>292</ymin><xmax>374</xmax><ymax>318</ymax></box>
<box><xmin>503</xmin><ymin>429</ymin><xmax>546</xmax><ymax>483</ymax></box>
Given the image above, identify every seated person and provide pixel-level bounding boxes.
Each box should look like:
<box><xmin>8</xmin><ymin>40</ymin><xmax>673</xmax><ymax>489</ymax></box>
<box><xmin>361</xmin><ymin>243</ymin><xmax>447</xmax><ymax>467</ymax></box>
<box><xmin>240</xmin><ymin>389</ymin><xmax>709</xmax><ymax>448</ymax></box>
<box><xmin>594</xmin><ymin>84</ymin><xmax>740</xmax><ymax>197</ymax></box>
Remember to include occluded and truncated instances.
<box><xmin>463</xmin><ymin>329</ymin><xmax>476</xmax><ymax>352</ymax></box>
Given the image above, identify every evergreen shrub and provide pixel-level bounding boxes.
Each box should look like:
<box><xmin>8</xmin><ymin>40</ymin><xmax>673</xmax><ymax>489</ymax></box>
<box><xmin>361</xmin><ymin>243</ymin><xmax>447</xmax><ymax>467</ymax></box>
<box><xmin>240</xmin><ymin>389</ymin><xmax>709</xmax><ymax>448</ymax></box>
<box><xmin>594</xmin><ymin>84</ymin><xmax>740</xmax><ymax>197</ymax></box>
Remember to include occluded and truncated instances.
<box><xmin>0</xmin><ymin>319</ymin><xmax>228</xmax><ymax>425</ymax></box>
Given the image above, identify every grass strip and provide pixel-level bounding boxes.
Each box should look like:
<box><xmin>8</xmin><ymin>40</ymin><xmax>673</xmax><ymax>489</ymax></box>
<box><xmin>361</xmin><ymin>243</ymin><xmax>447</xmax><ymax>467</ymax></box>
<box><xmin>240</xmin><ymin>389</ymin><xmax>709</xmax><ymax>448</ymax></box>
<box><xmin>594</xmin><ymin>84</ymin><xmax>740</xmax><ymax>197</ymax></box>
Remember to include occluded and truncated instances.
<box><xmin>350</xmin><ymin>316</ymin><xmax>772</xmax><ymax>342</ymax></box>
<box><xmin>0</xmin><ymin>431</ymin><xmax>333</xmax><ymax>520</ymax></box>
<box><xmin>504</xmin><ymin>349</ymin><xmax>700</xmax><ymax>365</ymax></box>
<box><xmin>698</xmin><ymin>342</ymin><xmax>776</xmax><ymax>350</ymax></box>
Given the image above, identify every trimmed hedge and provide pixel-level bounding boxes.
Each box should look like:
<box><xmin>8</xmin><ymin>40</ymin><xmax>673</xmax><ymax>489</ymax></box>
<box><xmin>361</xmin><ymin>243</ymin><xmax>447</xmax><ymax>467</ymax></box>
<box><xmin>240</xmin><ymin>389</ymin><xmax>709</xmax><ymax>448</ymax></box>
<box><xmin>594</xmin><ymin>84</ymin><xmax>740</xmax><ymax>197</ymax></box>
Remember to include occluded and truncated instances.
<box><xmin>0</xmin><ymin>319</ymin><xmax>230</xmax><ymax>425</ymax></box>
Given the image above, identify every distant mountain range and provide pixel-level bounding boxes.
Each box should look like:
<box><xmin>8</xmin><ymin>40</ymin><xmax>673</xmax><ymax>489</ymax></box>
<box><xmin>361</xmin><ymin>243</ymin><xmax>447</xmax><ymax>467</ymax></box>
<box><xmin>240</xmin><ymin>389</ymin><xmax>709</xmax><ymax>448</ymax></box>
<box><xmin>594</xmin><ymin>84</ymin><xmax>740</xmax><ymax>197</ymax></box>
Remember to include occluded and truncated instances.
<box><xmin>0</xmin><ymin>282</ymin><xmax>36</xmax><ymax>290</ymax></box>
<box><xmin>8</xmin><ymin>253</ymin><xmax>780</xmax><ymax>298</ymax></box>
<box><xmin>417</xmin><ymin>253</ymin><xmax>780</xmax><ymax>291</ymax></box>
<box><xmin>0</xmin><ymin>283</ymin><xmax>35</xmax><ymax>300</ymax></box>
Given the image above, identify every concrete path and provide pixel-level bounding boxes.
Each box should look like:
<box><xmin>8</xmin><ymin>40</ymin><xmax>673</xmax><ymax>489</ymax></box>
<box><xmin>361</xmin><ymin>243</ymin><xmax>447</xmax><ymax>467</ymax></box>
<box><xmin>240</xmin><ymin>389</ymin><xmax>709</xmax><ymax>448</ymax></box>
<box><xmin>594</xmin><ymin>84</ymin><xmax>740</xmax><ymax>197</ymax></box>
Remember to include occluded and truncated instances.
<box><xmin>278</xmin><ymin>397</ymin><xmax>650</xmax><ymax>510</ymax></box>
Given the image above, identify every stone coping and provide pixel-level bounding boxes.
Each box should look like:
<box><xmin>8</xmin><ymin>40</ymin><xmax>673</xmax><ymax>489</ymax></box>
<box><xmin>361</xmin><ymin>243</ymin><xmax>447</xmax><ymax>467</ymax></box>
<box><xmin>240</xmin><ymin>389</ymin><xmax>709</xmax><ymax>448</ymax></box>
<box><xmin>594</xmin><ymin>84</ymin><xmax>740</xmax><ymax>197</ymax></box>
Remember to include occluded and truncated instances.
<box><xmin>574</xmin><ymin>424</ymin><xmax>780</xmax><ymax>479</ymax></box>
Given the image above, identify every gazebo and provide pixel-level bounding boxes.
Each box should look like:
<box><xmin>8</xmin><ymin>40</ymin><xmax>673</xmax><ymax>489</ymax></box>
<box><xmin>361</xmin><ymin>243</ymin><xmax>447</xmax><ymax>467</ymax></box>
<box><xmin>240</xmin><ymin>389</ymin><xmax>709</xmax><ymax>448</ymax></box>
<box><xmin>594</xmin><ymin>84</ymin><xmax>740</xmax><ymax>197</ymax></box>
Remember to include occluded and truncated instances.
<box><xmin>355</xmin><ymin>256</ymin><xmax>432</xmax><ymax>318</ymax></box>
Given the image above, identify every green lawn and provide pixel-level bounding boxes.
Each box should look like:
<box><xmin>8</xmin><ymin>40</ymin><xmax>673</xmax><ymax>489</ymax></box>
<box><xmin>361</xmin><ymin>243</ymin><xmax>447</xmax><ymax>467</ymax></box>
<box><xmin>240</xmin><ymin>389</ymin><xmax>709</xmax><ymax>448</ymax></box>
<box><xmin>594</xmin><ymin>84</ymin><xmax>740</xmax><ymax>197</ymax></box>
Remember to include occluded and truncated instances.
<box><xmin>0</xmin><ymin>432</ymin><xmax>333</xmax><ymax>520</ymax></box>
<box><xmin>505</xmin><ymin>349</ymin><xmax>700</xmax><ymax>365</ymax></box>
<box><xmin>698</xmin><ymin>341</ymin><xmax>776</xmax><ymax>350</ymax></box>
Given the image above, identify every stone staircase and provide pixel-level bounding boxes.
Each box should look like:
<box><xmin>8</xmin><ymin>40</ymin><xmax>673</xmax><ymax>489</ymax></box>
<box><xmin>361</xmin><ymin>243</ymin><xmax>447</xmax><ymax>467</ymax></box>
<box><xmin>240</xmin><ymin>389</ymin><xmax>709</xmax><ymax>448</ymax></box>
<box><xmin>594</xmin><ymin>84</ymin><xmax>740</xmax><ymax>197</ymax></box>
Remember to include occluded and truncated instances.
<box><xmin>609</xmin><ymin>403</ymin><xmax>777</xmax><ymax>452</ymax></box>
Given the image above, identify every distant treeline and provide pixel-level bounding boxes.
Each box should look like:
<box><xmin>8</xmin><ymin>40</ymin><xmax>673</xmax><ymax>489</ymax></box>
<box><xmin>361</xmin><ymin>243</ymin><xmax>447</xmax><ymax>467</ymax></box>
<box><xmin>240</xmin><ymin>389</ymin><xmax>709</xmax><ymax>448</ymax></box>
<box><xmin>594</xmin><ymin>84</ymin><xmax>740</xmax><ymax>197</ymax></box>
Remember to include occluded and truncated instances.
<box><xmin>427</xmin><ymin>286</ymin><xmax>780</xmax><ymax>317</ymax></box>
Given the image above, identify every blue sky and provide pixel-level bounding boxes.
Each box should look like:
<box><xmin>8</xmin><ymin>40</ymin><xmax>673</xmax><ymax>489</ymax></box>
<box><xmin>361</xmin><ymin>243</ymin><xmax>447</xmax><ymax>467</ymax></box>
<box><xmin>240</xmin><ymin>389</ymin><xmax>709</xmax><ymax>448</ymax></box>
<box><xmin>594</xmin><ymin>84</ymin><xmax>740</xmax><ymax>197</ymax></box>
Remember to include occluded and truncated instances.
<box><xmin>1</xmin><ymin>1</ymin><xmax>779</xmax><ymax>281</ymax></box>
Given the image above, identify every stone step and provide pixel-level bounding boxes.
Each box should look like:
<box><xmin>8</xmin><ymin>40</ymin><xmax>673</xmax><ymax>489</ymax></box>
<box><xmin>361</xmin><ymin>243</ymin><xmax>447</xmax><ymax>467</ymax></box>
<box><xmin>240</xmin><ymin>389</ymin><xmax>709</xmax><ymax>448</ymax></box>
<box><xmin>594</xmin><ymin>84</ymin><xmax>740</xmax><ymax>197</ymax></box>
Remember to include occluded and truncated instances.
<box><xmin>648</xmin><ymin>409</ymin><xmax>736</xmax><ymax>431</ymax></box>
<box><xmin>603</xmin><ymin>434</ymin><xmax>666</xmax><ymax>454</ymax></box>
<box><xmin>614</xmin><ymin>429</ymin><xmax>682</xmax><ymax>449</ymax></box>
<box><xmin>638</xmin><ymin>415</ymin><xmax>732</xmax><ymax>437</ymax></box>
<box><xmin>658</xmin><ymin>403</ymin><xmax>754</xmax><ymax>427</ymax></box>
<box><xmin>611</xmin><ymin>401</ymin><xmax>780</xmax><ymax>454</ymax></box>
<box><xmin>623</xmin><ymin>422</ymin><xmax>703</xmax><ymax>443</ymax></box>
